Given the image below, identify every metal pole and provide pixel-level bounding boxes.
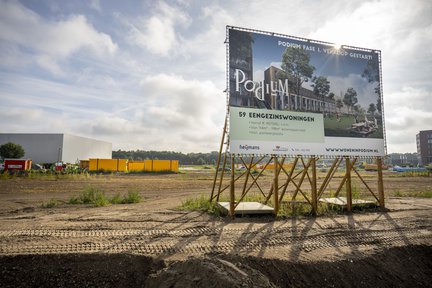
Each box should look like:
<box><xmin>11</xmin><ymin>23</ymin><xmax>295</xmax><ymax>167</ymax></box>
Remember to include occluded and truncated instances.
<box><xmin>377</xmin><ymin>157</ymin><xmax>385</xmax><ymax>208</ymax></box>
<box><xmin>345</xmin><ymin>157</ymin><xmax>352</xmax><ymax>212</ymax></box>
<box><xmin>229</xmin><ymin>154</ymin><xmax>235</xmax><ymax>217</ymax></box>
<box><xmin>273</xmin><ymin>156</ymin><xmax>279</xmax><ymax>215</ymax></box>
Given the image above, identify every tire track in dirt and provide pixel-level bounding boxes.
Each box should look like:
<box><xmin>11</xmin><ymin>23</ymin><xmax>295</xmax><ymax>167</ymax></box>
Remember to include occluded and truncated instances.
<box><xmin>1</xmin><ymin>226</ymin><xmax>430</xmax><ymax>256</ymax></box>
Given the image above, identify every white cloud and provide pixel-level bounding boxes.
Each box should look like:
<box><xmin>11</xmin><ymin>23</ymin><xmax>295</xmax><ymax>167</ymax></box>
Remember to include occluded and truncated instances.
<box><xmin>139</xmin><ymin>73</ymin><xmax>224</xmax><ymax>129</ymax></box>
<box><xmin>126</xmin><ymin>1</ymin><xmax>190</xmax><ymax>56</ymax></box>
<box><xmin>90</xmin><ymin>116</ymin><xmax>146</xmax><ymax>136</ymax></box>
<box><xmin>0</xmin><ymin>1</ymin><xmax>117</xmax><ymax>75</ymax></box>
<box><xmin>385</xmin><ymin>87</ymin><xmax>432</xmax><ymax>152</ymax></box>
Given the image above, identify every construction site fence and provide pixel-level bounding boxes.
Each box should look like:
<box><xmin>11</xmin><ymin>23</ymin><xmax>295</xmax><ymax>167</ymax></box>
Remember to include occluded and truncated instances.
<box><xmin>87</xmin><ymin>159</ymin><xmax>178</xmax><ymax>173</ymax></box>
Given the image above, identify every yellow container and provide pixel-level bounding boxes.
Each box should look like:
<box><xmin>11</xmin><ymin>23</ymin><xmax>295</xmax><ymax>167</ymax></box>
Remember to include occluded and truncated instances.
<box><xmin>88</xmin><ymin>159</ymin><xmax>178</xmax><ymax>172</ymax></box>
<box><xmin>265</xmin><ymin>163</ymin><xmax>294</xmax><ymax>171</ymax></box>
<box><xmin>143</xmin><ymin>160</ymin><xmax>153</xmax><ymax>172</ymax></box>
<box><xmin>152</xmin><ymin>160</ymin><xmax>179</xmax><ymax>172</ymax></box>
<box><xmin>89</xmin><ymin>159</ymin><xmax>127</xmax><ymax>172</ymax></box>
<box><xmin>170</xmin><ymin>160</ymin><xmax>179</xmax><ymax>172</ymax></box>
<box><xmin>128</xmin><ymin>161</ymin><xmax>146</xmax><ymax>171</ymax></box>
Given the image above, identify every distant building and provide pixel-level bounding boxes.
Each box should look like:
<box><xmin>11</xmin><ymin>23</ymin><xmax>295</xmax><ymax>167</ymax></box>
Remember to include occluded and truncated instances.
<box><xmin>387</xmin><ymin>153</ymin><xmax>419</xmax><ymax>167</ymax></box>
<box><xmin>0</xmin><ymin>133</ymin><xmax>112</xmax><ymax>163</ymax></box>
<box><xmin>416</xmin><ymin>130</ymin><xmax>432</xmax><ymax>166</ymax></box>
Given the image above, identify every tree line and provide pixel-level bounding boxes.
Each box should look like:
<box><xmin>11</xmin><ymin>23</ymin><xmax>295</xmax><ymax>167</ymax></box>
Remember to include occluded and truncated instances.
<box><xmin>112</xmin><ymin>150</ymin><xmax>220</xmax><ymax>165</ymax></box>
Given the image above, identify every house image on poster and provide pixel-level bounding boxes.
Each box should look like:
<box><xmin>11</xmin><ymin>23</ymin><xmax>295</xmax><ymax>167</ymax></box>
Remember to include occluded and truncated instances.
<box><xmin>263</xmin><ymin>66</ymin><xmax>337</xmax><ymax>113</ymax></box>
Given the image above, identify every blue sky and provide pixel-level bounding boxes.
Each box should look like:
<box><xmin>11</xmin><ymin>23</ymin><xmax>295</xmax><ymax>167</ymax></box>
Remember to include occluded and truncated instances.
<box><xmin>0</xmin><ymin>0</ymin><xmax>431</xmax><ymax>153</ymax></box>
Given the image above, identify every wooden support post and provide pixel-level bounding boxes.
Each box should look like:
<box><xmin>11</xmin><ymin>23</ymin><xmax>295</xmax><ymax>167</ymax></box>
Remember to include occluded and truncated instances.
<box><xmin>345</xmin><ymin>157</ymin><xmax>352</xmax><ymax>212</ymax></box>
<box><xmin>229</xmin><ymin>155</ymin><xmax>235</xmax><ymax>217</ymax></box>
<box><xmin>241</xmin><ymin>156</ymin><xmax>253</xmax><ymax>197</ymax></box>
<box><xmin>311</xmin><ymin>157</ymin><xmax>318</xmax><ymax>216</ymax></box>
<box><xmin>377</xmin><ymin>157</ymin><xmax>385</xmax><ymax>208</ymax></box>
<box><xmin>216</xmin><ymin>152</ymin><xmax>228</xmax><ymax>201</ymax></box>
<box><xmin>318</xmin><ymin>157</ymin><xmax>342</xmax><ymax>199</ymax></box>
<box><xmin>273</xmin><ymin>156</ymin><xmax>279</xmax><ymax>215</ymax></box>
<box><xmin>210</xmin><ymin>117</ymin><xmax>227</xmax><ymax>201</ymax></box>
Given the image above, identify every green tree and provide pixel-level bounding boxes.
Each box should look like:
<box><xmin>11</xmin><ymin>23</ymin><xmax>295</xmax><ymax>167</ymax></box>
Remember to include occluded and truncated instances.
<box><xmin>280</xmin><ymin>47</ymin><xmax>315</xmax><ymax>109</ymax></box>
<box><xmin>312</xmin><ymin>76</ymin><xmax>330</xmax><ymax>98</ymax></box>
<box><xmin>343</xmin><ymin>88</ymin><xmax>358</xmax><ymax>113</ymax></box>
<box><xmin>328</xmin><ymin>92</ymin><xmax>335</xmax><ymax>100</ymax></box>
<box><xmin>0</xmin><ymin>142</ymin><xmax>25</xmax><ymax>159</ymax></box>
<box><xmin>196</xmin><ymin>157</ymin><xmax>206</xmax><ymax>165</ymax></box>
<box><xmin>362</xmin><ymin>59</ymin><xmax>381</xmax><ymax>114</ymax></box>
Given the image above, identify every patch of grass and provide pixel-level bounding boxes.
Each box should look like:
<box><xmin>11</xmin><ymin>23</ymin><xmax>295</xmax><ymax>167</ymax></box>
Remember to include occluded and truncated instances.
<box><xmin>388</xmin><ymin>171</ymin><xmax>430</xmax><ymax>177</ymax></box>
<box><xmin>80</xmin><ymin>186</ymin><xmax>106</xmax><ymax>205</ymax></box>
<box><xmin>179</xmin><ymin>194</ymin><xmax>222</xmax><ymax>215</ymax></box>
<box><xmin>394</xmin><ymin>190</ymin><xmax>403</xmax><ymax>197</ymax></box>
<box><xmin>109</xmin><ymin>192</ymin><xmax>123</xmax><ymax>204</ymax></box>
<box><xmin>351</xmin><ymin>185</ymin><xmax>361</xmax><ymax>199</ymax></box>
<box><xmin>416</xmin><ymin>190</ymin><xmax>432</xmax><ymax>198</ymax></box>
<box><xmin>121</xmin><ymin>189</ymin><xmax>142</xmax><ymax>204</ymax></box>
<box><xmin>0</xmin><ymin>171</ymin><xmax>13</xmax><ymax>179</ymax></box>
<box><xmin>392</xmin><ymin>190</ymin><xmax>432</xmax><ymax>198</ymax></box>
<box><xmin>69</xmin><ymin>196</ymin><xmax>80</xmax><ymax>204</ymax></box>
<box><xmin>67</xmin><ymin>186</ymin><xmax>109</xmax><ymax>206</ymax></box>
<box><xmin>276</xmin><ymin>198</ymin><xmax>344</xmax><ymax>217</ymax></box>
<box><xmin>41</xmin><ymin>198</ymin><xmax>58</xmax><ymax>208</ymax></box>
<box><xmin>278</xmin><ymin>202</ymin><xmax>311</xmax><ymax>216</ymax></box>
<box><xmin>69</xmin><ymin>186</ymin><xmax>142</xmax><ymax>206</ymax></box>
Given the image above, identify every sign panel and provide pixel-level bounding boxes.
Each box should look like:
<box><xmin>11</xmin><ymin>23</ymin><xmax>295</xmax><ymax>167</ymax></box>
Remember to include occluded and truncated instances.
<box><xmin>227</xmin><ymin>27</ymin><xmax>385</xmax><ymax>156</ymax></box>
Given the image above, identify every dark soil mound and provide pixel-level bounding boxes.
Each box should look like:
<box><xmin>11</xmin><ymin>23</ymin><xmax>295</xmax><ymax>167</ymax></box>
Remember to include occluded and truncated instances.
<box><xmin>0</xmin><ymin>253</ymin><xmax>162</xmax><ymax>288</ymax></box>
<box><xmin>1</xmin><ymin>245</ymin><xmax>431</xmax><ymax>287</ymax></box>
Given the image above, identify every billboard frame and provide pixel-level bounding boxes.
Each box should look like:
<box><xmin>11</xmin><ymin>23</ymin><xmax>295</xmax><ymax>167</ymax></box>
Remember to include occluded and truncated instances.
<box><xmin>226</xmin><ymin>25</ymin><xmax>386</xmax><ymax>158</ymax></box>
<box><xmin>210</xmin><ymin>26</ymin><xmax>386</xmax><ymax>217</ymax></box>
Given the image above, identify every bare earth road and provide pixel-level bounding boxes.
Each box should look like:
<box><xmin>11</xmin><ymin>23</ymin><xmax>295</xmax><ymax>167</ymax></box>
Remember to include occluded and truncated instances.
<box><xmin>0</xmin><ymin>172</ymin><xmax>431</xmax><ymax>287</ymax></box>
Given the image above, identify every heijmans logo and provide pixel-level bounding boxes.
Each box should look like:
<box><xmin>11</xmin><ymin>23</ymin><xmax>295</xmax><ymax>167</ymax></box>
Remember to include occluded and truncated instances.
<box><xmin>239</xmin><ymin>144</ymin><xmax>260</xmax><ymax>151</ymax></box>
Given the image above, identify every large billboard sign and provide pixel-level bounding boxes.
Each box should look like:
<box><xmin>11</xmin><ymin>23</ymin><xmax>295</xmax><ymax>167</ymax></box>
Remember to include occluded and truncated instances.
<box><xmin>227</xmin><ymin>26</ymin><xmax>385</xmax><ymax>157</ymax></box>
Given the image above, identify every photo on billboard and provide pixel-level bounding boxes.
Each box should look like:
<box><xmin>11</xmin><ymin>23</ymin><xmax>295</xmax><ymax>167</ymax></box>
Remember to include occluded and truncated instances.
<box><xmin>227</xmin><ymin>26</ymin><xmax>385</xmax><ymax>157</ymax></box>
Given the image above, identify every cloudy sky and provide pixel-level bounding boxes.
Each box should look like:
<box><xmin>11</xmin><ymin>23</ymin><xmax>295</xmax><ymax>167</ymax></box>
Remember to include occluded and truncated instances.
<box><xmin>0</xmin><ymin>0</ymin><xmax>431</xmax><ymax>153</ymax></box>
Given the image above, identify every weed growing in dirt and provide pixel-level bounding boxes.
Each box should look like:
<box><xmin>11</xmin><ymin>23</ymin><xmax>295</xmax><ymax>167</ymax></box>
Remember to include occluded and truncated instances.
<box><xmin>416</xmin><ymin>190</ymin><xmax>432</xmax><ymax>198</ymax></box>
<box><xmin>394</xmin><ymin>190</ymin><xmax>403</xmax><ymax>197</ymax></box>
<box><xmin>111</xmin><ymin>189</ymin><xmax>141</xmax><ymax>204</ymax></box>
<box><xmin>78</xmin><ymin>186</ymin><xmax>108</xmax><ymax>206</ymax></box>
<box><xmin>393</xmin><ymin>189</ymin><xmax>432</xmax><ymax>198</ymax></box>
<box><xmin>69</xmin><ymin>186</ymin><xmax>142</xmax><ymax>206</ymax></box>
<box><xmin>123</xmin><ymin>189</ymin><xmax>141</xmax><ymax>203</ymax></box>
<box><xmin>109</xmin><ymin>193</ymin><xmax>123</xmax><ymax>204</ymax></box>
<box><xmin>351</xmin><ymin>184</ymin><xmax>361</xmax><ymax>199</ymax></box>
<box><xmin>41</xmin><ymin>198</ymin><xmax>58</xmax><ymax>208</ymax></box>
<box><xmin>179</xmin><ymin>194</ymin><xmax>223</xmax><ymax>215</ymax></box>
<box><xmin>276</xmin><ymin>201</ymin><xmax>344</xmax><ymax>217</ymax></box>
<box><xmin>0</xmin><ymin>172</ymin><xmax>13</xmax><ymax>180</ymax></box>
<box><xmin>388</xmin><ymin>171</ymin><xmax>430</xmax><ymax>177</ymax></box>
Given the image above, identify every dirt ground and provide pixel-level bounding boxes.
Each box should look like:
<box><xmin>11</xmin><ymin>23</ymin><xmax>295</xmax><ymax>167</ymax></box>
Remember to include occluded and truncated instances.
<box><xmin>0</xmin><ymin>170</ymin><xmax>431</xmax><ymax>287</ymax></box>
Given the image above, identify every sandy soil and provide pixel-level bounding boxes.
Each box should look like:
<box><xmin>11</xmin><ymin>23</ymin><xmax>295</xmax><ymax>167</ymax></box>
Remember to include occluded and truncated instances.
<box><xmin>0</xmin><ymin>171</ymin><xmax>431</xmax><ymax>287</ymax></box>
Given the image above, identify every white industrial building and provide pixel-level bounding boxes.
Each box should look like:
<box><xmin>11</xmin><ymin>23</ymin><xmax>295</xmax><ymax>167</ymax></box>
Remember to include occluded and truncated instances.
<box><xmin>0</xmin><ymin>133</ymin><xmax>112</xmax><ymax>163</ymax></box>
